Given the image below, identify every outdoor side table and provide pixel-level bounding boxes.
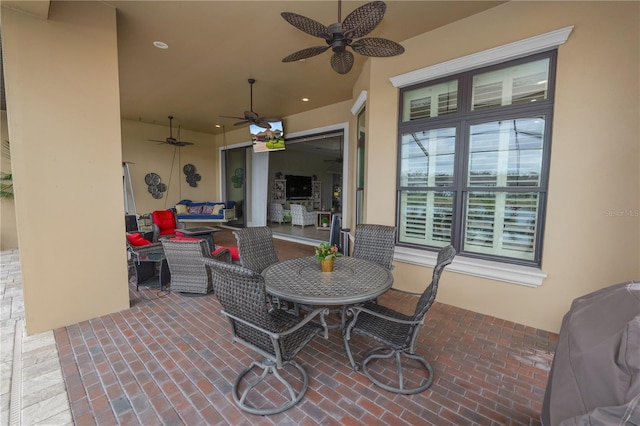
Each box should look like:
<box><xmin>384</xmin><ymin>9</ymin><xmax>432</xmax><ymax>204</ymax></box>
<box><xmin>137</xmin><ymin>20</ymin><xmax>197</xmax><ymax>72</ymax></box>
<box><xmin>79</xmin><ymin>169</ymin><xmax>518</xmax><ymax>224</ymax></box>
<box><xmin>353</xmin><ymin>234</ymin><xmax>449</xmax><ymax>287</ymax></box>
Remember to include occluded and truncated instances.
<box><xmin>178</xmin><ymin>226</ymin><xmax>221</xmax><ymax>251</ymax></box>
<box><xmin>133</xmin><ymin>252</ymin><xmax>171</xmax><ymax>292</ymax></box>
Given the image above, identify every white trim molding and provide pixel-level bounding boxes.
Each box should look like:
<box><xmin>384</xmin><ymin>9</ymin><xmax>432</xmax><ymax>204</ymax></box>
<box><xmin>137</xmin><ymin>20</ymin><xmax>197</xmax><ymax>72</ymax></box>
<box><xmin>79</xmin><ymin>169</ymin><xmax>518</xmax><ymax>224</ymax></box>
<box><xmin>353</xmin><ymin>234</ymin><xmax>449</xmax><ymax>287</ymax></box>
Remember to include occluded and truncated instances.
<box><xmin>350</xmin><ymin>90</ymin><xmax>367</xmax><ymax>115</ymax></box>
<box><xmin>394</xmin><ymin>246</ymin><xmax>547</xmax><ymax>288</ymax></box>
<box><xmin>390</xmin><ymin>26</ymin><xmax>573</xmax><ymax>88</ymax></box>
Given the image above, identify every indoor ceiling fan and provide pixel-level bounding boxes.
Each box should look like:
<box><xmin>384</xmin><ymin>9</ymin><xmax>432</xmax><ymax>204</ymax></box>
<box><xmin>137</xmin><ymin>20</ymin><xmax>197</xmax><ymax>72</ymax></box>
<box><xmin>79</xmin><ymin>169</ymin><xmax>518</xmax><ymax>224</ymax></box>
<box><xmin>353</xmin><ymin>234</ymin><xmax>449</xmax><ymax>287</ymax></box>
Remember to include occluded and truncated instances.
<box><xmin>149</xmin><ymin>116</ymin><xmax>194</xmax><ymax>146</ymax></box>
<box><xmin>281</xmin><ymin>0</ymin><xmax>405</xmax><ymax>75</ymax></box>
<box><xmin>325</xmin><ymin>137</ymin><xmax>343</xmax><ymax>163</ymax></box>
<box><xmin>220</xmin><ymin>79</ymin><xmax>280</xmax><ymax>129</ymax></box>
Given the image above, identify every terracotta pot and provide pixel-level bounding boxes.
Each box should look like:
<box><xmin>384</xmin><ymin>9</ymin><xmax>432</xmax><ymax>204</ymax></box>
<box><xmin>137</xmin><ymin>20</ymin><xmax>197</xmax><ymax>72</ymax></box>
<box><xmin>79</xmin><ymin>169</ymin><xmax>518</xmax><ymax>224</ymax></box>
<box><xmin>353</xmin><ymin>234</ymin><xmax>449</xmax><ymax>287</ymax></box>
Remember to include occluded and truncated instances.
<box><xmin>320</xmin><ymin>258</ymin><xmax>334</xmax><ymax>272</ymax></box>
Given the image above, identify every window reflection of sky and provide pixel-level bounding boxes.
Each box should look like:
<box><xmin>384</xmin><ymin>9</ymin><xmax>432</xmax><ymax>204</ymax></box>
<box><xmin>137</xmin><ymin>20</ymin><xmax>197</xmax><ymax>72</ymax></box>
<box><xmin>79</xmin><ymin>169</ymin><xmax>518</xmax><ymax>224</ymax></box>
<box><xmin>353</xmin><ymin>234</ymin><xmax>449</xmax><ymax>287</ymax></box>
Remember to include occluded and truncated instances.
<box><xmin>400</xmin><ymin>128</ymin><xmax>456</xmax><ymax>186</ymax></box>
<box><xmin>469</xmin><ymin>118</ymin><xmax>545</xmax><ymax>181</ymax></box>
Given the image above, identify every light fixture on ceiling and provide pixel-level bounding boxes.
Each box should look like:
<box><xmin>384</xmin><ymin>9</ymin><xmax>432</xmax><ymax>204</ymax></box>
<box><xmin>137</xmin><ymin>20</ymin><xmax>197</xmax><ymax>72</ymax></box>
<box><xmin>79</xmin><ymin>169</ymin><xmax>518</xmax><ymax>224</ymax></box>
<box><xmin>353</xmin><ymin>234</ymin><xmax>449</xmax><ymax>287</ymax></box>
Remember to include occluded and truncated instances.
<box><xmin>302</xmin><ymin>98</ymin><xmax>309</xmax><ymax>102</ymax></box>
<box><xmin>153</xmin><ymin>41</ymin><xmax>169</xmax><ymax>49</ymax></box>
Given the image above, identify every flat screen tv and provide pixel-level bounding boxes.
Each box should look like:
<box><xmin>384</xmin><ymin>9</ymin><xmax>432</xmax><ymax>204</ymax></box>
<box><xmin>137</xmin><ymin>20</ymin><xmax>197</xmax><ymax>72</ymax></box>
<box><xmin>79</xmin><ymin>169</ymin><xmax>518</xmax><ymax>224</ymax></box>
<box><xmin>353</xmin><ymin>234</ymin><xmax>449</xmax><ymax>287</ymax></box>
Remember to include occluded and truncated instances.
<box><xmin>286</xmin><ymin>175</ymin><xmax>312</xmax><ymax>198</ymax></box>
<box><xmin>250</xmin><ymin>121</ymin><xmax>285</xmax><ymax>153</ymax></box>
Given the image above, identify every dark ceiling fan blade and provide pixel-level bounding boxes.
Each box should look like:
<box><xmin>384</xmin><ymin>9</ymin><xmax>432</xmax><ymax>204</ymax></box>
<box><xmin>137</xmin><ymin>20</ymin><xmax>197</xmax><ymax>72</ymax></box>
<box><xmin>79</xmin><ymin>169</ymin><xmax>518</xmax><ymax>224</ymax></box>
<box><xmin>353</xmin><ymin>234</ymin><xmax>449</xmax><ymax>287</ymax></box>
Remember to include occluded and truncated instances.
<box><xmin>233</xmin><ymin>120</ymin><xmax>249</xmax><ymax>126</ymax></box>
<box><xmin>351</xmin><ymin>37</ymin><xmax>405</xmax><ymax>57</ymax></box>
<box><xmin>282</xmin><ymin>46</ymin><xmax>330</xmax><ymax>62</ymax></box>
<box><xmin>342</xmin><ymin>1</ymin><xmax>386</xmax><ymax>39</ymax></box>
<box><xmin>330</xmin><ymin>51</ymin><xmax>354</xmax><ymax>74</ymax></box>
<box><xmin>149</xmin><ymin>139</ymin><xmax>167</xmax><ymax>143</ymax></box>
<box><xmin>220</xmin><ymin>115</ymin><xmax>246</xmax><ymax>120</ymax></box>
<box><xmin>254</xmin><ymin>119</ymin><xmax>272</xmax><ymax>129</ymax></box>
<box><xmin>281</xmin><ymin>12</ymin><xmax>332</xmax><ymax>40</ymax></box>
<box><xmin>173</xmin><ymin>141</ymin><xmax>194</xmax><ymax>147</ymax></box>
<box><xmin>244</xmin><ymin>110</ymin><xmax>259</xmax><ymax>120</ymax></box>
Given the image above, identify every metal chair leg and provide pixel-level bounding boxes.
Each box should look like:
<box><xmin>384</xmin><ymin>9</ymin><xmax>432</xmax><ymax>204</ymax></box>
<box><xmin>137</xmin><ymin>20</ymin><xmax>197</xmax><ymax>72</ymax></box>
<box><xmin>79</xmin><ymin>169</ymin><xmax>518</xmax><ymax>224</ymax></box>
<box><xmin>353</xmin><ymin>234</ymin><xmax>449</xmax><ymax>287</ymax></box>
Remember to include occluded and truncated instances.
<box><xmin>360</xmin><ymin>346</ymin><xmax>434</xmax><ymax>394</ymax></box>
<box><xmin>232</xmin><ymin>358</ymin><xmax>309</xmax><ymax>415</ymax></box>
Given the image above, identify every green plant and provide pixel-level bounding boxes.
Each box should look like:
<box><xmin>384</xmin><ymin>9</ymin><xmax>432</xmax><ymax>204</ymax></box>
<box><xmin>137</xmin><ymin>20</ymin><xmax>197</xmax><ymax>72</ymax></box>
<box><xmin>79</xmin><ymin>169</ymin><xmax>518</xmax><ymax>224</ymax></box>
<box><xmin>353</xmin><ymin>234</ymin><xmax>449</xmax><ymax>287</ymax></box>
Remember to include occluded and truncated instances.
<box><xmin>0</xmin><ymin>140</ymin><xmax>13</xmax><ymax>200</ymax></box>
<box><xmin>314</xmin><ymin>242</ymin><xmax>342</xmax><ymax>263</ymax></box>
<box><xmin>321</xmin><ymin>216</ymin><xmax>329</xmax><ymax>225</ymax></box>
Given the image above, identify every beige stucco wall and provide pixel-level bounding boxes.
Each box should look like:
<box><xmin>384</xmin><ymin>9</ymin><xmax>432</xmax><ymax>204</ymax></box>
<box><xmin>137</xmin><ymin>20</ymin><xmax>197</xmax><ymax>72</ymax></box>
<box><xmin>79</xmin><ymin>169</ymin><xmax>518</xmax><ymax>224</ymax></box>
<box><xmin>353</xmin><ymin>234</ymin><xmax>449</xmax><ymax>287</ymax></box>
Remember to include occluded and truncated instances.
<box><xmin>1</xmin><ymin>1</ymin><xmax>637</xmax><ymax>334</ymax></box>
<box><xmin>121</xmin><ymin>119</ymin><xmax>220</xmax><ymax>215</ymax></box>
<box><xmin>2</xmin><ymin>2</ymin><xmax>129</xmax><ymax>334</ymax></box>
<box><xmin>365</xmin><ymin>1</ymin><xmax>640</xmax><ymax>332</ymax></box>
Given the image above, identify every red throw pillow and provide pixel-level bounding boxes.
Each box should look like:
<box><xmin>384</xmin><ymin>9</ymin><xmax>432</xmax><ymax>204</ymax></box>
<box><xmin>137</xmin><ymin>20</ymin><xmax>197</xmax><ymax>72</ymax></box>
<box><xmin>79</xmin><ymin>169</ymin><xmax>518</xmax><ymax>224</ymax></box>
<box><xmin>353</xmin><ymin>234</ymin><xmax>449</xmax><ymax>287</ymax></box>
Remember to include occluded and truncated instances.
<box><xmin>127</xmin><ymin>233</ymin><xmax>152</xmax><ymax>247</ymax></box>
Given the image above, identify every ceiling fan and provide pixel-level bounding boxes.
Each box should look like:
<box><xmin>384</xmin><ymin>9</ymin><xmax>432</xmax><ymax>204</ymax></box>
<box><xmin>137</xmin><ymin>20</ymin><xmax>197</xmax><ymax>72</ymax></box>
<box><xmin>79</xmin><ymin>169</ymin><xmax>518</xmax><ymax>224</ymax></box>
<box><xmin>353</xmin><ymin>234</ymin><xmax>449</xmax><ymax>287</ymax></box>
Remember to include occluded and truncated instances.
<box><xmin>281</xmin><ymin>0</ymin><xmax>405</xmax><ymax>75</ymax></box>
<box><xmin>325</xmin><ymin>137</ymin><xmax>343</xmax><ymax>163</ymax></box>
<box><xmin>220</xmin><ymin>79</ymin><xmax>280</xmax><ymax>129</ymax></box>
<box><xmin>149</xmin><ymin>116</ymin><xmax>194</xmax><ymax>146</ymax></box>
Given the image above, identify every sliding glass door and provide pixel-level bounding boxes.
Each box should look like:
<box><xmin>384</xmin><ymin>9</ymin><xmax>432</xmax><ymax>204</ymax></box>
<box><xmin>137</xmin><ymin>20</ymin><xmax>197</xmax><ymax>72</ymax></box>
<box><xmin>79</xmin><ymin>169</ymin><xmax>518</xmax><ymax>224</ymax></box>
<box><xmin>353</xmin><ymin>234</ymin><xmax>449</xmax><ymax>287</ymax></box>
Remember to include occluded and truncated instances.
<box><xmin>224</xmin><ymin>146</ymin><xmax>247</xmax><ymax>228</ymax></box>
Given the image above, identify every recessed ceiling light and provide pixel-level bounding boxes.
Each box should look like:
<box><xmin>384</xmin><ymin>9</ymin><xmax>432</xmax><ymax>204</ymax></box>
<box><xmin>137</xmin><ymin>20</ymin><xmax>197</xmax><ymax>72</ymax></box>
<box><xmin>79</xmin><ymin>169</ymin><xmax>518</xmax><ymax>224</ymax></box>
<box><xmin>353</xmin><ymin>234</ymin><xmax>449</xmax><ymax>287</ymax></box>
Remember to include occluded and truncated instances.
<box><xmin>215</xmin><ymin>124</ymin><xmax>221</xmax><ymax>128</ymax></box>
<box><xmin>302</xmin><ymin>98</ymin><xmax>309</xmax><ymax>102</ymax></box>
<box><xmin>153</xmin><ymin>41</ymin><xmax>169</xmax><ymax>49</ymax></box>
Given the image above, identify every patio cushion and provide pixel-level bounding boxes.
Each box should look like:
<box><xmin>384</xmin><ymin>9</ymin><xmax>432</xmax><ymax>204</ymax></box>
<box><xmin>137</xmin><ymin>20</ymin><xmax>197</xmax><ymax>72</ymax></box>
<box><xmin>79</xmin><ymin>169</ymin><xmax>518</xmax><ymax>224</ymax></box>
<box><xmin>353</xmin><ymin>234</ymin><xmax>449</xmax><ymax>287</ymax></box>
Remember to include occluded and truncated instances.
<box><xmin>214</xmin><ymin>246</ymin><xmax>240</xmax><ymax>261</ymax></box>
<box><xmin>188</xmin><ymin>205</ymin><xmax>204</xmax><ymax>214</ymax></box>
<box><xmin>152</xmin><ymin>210</ymin><xmax>178</xmax><ymax>234</ymax></box>
<box><xmin>126</xmin><ymin>233</ymin><xmax>152</xmax><ymax>247</ymax></box>
<box><xmin>176</xmin><ymin>204</ymin><xmax>189</xmax><ymax>214</ymax></box>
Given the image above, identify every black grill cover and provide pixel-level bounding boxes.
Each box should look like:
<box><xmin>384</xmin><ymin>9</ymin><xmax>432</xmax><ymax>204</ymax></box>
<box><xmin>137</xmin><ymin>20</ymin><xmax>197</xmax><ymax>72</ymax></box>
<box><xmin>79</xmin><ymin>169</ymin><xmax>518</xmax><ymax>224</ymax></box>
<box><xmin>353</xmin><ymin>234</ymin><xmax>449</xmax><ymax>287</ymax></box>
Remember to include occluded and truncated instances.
<box><xmin>541</xmin><ymin>281</ymin><xmax>640</xmax><ymax>425</ymax></box>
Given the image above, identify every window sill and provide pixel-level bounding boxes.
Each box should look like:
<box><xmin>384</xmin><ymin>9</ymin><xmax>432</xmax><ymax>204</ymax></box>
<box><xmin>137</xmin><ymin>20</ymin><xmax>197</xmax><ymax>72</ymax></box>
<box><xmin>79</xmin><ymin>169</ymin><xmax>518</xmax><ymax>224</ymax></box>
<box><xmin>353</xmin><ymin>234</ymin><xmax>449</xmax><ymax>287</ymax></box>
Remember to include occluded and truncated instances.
<box><xmin>393</xmin><ymin>246</ymin><xmax>546</xmax><ymax>288</ymax></box>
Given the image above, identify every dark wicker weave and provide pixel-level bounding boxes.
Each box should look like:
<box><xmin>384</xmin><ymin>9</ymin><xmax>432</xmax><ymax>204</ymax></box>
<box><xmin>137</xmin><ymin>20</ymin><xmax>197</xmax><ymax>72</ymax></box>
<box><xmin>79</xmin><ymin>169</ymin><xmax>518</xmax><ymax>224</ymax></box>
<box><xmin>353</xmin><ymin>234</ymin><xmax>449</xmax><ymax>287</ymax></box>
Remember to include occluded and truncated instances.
<box><xmin>127</xmin><ymin>240</ymin><xmax>167</xmax><ymax>291</ymax></box>
<box><xmin>202</xmin><ymin>257</ymin><xmax>328</xmax><ymax>415</ymax></box>
<box><xmin>161</xmin><ymin>239</ymin><xmax>231</xmax><ymax>294</ymax></box>
<box><xmin>233</xmin><ymin>226</ymin><xmax>279</xmax><ymax>273</ymax></box>
<box><xmin>343</xmin><ymin>245</ymin><xmax>456</xmax><ymax>394</ymax></box>
<box><xmin>351</xmin><ymin>224</ymin><xmax>397</xmax><ymax>270</ymax></box>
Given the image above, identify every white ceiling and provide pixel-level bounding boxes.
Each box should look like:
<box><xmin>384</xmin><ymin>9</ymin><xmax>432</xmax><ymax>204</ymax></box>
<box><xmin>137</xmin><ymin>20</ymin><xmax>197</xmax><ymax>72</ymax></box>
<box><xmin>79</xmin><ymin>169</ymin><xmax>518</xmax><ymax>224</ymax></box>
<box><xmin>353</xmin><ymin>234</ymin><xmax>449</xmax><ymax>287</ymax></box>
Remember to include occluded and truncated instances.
<box><xmin>2</xmin><ymin>1</ymin><xmax>504</xmax><ymax>133</ymax></box>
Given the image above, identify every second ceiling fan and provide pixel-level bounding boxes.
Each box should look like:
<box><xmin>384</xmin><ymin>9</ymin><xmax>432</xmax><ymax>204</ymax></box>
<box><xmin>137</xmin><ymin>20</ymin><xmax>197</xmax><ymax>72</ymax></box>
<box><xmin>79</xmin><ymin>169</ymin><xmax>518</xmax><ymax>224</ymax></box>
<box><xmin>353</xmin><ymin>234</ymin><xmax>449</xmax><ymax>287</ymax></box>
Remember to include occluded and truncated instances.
<box><xmin>281</xmin><ymin>0</ymin><xmax>405</xmax><ymax>74</ymax></box>
<box><xmin>220</xmin><ymin>79</ymin><xmax>280</xmax><ymax>129</ymax></box>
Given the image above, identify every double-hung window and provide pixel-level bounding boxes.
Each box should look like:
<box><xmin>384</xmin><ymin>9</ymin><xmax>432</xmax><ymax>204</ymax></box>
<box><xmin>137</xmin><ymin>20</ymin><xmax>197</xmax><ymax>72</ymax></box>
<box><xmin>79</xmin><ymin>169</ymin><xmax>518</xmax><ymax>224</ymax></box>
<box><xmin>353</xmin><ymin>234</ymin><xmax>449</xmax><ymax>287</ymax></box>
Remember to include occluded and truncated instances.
<box><xmin>397</xmin><ymin>51</ymin><xmax>556</xmax><ymax>266</ymax></box>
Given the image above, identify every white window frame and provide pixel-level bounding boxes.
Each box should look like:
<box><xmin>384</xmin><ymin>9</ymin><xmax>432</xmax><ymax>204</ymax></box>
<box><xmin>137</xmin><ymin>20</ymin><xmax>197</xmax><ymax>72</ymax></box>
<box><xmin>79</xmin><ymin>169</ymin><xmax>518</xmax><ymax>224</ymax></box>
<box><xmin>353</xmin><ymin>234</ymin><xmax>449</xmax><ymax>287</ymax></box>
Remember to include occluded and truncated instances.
<box><xmin>389</xmin><ymin>27</ymin><xmax>573</xmax><ymax>287</ymax></box>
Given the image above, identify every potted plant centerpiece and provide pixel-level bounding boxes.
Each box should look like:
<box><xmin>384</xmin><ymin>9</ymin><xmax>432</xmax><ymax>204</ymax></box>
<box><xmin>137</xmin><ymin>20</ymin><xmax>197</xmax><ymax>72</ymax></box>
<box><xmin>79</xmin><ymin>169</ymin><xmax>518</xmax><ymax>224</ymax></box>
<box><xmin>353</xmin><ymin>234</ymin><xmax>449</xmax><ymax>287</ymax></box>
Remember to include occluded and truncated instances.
<box><xmin>315</xmin><ymin>242</ymin><xmax>342</xmax><ymax>272</ymax></box>
<box><xmin>321</xmin><ymin>216</ymin><xmax>329</xmax><ymax>227</ymax></box>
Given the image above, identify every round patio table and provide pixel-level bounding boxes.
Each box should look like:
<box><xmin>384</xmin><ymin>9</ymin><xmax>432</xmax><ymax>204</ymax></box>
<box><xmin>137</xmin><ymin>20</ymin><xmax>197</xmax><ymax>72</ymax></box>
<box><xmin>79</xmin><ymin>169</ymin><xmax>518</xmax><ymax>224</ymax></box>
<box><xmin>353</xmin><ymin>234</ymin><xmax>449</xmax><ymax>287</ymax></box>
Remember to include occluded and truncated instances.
<box><xmin>261</xmin><ymin>256</ymin><xmax>393</xmax><ymax>306</ymax></box>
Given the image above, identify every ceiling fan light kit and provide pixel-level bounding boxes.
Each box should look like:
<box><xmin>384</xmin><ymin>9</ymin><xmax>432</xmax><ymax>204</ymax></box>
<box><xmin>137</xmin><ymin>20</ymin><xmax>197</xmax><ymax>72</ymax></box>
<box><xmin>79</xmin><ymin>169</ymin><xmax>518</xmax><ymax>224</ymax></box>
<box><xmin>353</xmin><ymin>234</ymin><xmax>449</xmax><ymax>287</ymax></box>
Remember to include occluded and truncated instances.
<box><xmin>281</xmin><ymin>0</ymin><xmax>404</xmax><ymax>74</ymax></box>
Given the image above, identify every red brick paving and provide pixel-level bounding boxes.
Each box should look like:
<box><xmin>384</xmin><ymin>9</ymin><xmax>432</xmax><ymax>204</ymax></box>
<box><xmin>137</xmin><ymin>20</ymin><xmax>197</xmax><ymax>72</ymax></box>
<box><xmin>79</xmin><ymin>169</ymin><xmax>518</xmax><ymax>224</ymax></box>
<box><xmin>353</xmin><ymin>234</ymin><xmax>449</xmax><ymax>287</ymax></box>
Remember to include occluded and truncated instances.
<box><xmin>54</xmin><ymin>229</ymin><xmax>557</xmax><ymax>425</ymax></box>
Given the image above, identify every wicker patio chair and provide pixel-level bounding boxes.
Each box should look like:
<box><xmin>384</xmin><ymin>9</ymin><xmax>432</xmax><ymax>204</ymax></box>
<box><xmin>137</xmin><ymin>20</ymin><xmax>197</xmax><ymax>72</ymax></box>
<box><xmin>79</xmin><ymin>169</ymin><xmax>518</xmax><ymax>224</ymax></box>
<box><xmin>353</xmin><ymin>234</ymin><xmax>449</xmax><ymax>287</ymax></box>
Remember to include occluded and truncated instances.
<box><xmin>151</xmin><ymin>209</ymin><xmax>185</xmax><ymax>242</ymax></box>
<box><xmin>233</xmin><ymin>226</ymin><xmax>279</xmax><ymax>273</ymax></box>
<box><xmin>269</xmin><ymin>202</ymin><xmax>285</xmax><ymax>224</ymax></box>
<box><xmin>351</xmin><ymin>224</ymin><xmax>396</xmax><ymax>270</ymax></box>
<box><xmin>202</xmin><ymin>257</ymin><xmax>329</xmax><ymax>415</ymax></box>
<box><xmin>343</xmin><ymin>244</ymin><xmax>456</xmax><ymax>394</ymax></box>
<box><xmin>161</xmin><ymin>239</ymin><xmax>231</xmax><ymax>294</ymax></box>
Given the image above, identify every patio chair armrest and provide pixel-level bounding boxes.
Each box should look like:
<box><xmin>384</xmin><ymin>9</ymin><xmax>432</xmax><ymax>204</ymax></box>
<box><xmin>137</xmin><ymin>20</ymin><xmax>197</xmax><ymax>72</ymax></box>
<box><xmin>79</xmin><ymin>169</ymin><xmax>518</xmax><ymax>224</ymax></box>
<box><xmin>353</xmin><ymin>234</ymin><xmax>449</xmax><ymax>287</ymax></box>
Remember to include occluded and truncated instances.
<box><xmin>207</xmin><ymin>247</ymin><xmax>231</xmax><ymax>263</ymax></box>
<box><xmin>222</xmin><ymin>307</ymin><xmax>330</xmax><ymax>340</ymax></box>
<box><xmin>130</xmin><ymin>242</ymin><xmax>164</xmax><ymax>258</ymax></box>
<box><xmin>346</xmin><ymin>305</ymin><xmax>418</xmax><ymax>326</ymax></box>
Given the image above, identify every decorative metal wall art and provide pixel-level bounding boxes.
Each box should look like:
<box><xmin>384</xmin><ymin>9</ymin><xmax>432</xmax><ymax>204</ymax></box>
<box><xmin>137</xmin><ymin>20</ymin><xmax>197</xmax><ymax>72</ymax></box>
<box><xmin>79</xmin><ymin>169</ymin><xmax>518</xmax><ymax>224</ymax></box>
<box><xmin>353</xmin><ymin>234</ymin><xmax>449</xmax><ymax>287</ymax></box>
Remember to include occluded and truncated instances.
<box><xmin>183</xmin><ymin>164</ymin><xmax>201</xmax><ymax>187</ymax></box>
<box><xmin>144</xmin><ymin>172</ymin><xmax>167</xmax><ymax>199</ymax></box>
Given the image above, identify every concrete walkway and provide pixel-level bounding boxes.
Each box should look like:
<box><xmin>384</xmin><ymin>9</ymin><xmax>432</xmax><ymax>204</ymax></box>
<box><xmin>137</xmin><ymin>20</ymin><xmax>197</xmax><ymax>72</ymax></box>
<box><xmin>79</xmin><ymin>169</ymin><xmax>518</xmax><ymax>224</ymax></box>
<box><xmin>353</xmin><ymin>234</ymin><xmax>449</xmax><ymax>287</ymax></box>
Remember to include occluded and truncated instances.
<box><xmin>1</xmin><ymin>249</ymin><xmax>72</xmax><ymax>426</ymax></box>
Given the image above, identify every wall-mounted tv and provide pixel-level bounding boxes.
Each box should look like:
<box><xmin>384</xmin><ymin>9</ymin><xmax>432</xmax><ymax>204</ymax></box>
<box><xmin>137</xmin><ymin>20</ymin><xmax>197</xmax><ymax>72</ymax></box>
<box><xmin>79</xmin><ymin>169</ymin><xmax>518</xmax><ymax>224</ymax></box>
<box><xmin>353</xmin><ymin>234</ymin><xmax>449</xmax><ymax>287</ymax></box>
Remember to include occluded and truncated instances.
<box><xmin>250</xmin><ymin>121</ymin><xmax>285</xmax><ymax>153</ymax></box>
<box><xmin>286</xmin><ymin>175</ymin><xmax>312</xmax><ymax>198</ymax></box>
